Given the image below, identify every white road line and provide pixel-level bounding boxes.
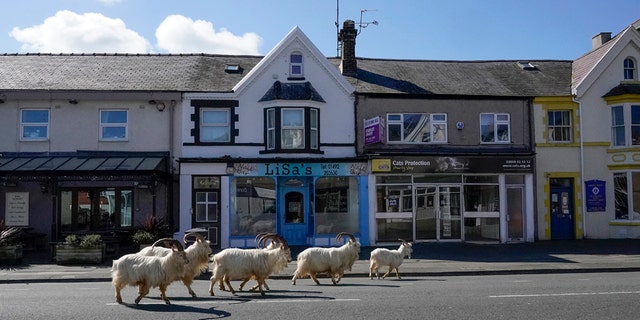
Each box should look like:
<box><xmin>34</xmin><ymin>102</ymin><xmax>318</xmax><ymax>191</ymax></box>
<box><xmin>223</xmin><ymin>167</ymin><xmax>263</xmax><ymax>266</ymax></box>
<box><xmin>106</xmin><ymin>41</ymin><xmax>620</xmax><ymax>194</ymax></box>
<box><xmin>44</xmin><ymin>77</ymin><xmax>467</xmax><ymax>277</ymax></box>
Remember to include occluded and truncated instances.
<box><xmin>490</xmin><ymin>291</ymin><xmax>640</xmax><ymax>298</ymax></box>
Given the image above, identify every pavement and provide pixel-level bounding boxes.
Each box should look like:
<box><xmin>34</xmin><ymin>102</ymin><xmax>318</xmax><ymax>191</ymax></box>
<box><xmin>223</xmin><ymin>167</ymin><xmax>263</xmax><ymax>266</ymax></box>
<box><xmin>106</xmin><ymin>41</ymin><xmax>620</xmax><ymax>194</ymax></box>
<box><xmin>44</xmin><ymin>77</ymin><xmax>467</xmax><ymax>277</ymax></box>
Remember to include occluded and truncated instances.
<box><xmin>1</xmin><ymin>239</ymin><xmax>640</xmax><ymax>284</ymax></box>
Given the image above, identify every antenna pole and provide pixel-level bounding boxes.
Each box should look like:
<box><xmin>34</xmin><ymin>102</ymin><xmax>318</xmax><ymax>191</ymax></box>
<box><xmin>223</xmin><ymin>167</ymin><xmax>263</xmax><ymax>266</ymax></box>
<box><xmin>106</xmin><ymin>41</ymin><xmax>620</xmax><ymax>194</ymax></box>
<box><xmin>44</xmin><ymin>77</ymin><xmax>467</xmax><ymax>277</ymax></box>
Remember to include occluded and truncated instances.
<box><xmin>336</xmin><ymin>0</ymin><xmax>340</xmax><ymax>57</ymax></box>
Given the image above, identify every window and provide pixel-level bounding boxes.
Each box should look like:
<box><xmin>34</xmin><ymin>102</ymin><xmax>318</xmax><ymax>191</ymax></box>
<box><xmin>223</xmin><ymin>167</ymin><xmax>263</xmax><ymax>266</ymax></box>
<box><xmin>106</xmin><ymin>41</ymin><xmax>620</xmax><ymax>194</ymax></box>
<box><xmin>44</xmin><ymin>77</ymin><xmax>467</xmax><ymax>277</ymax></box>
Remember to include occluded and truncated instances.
<box><xmin>624</xmin><ymin>58</ymin><xmax>636</xmax><ymax>80</ymax></box>
<box><xmin>60</xmin><ymin>188</ymin><xmax>133</xmax><ymax>233</ymax></box>
<box><xmin>100</xmin><ymin>110</ymin><xmax>127</xmax><ymax>140</ymax></box>
<box><xmin>195</xmin><ymin>192</ymin><xmax>219</xmax><ymax>222</ymax></box>
<box><xmin>200</xmin><ymin>108</ymin><xmax>230</xmax><ymax>142</ymax></box>
<box><xmin>387</xmin><ymin>113</ymin><xmax>447</xmax><ymax>143</ymax></box>
<box><xmin>265</xmin><ymin>107</ymin><xmax>319</xmax><ymax>152</ymax></box>
<box><xmin>611</xmin><ymin>105</ymin><xmax>640</xmax><ymax>147</ymax></box>
<box><xmin>21</xmin><ymin>109</ymin><xmax>49</xmax><ymax>140</ymax></box>
<box><xmin>282</xmin><ymin>109</ymin><xmax>304</xmax><ymax>149</ymax></box>
<box><xmin>230</xmin><ymin>177</ymin><xmax>276</xmax><ymax>236</ymax></box>
<box><xmin>290</xmin><ymin>53</ymin><xmax>303</xmax><ymax>76</ymax></box>
<box><xmin>315</xmin><ymin>177</ymin><xmax>359</xmax><ymax>234</ymax></box>
<box><xmin>480</xmin><ymin>113</ymin><xmax>510</xmax><ymax>143</ymax></box>
<box><xmin>547</xmin><ymin>110</ymin><xmax>572</xmax><ymax>142</ymax></box>
<box><xmin>614</xmin><ymin>172</ymin><xmax>640</xmax><ymax>220</ymax></box>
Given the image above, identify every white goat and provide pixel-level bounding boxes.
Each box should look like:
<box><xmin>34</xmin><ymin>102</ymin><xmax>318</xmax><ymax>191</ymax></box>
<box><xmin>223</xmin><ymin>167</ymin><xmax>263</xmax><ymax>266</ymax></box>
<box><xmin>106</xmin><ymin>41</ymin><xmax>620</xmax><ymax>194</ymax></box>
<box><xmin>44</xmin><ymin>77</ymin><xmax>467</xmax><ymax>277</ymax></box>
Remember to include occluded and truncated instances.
<box><xmin>291</xmin><ymin>232</ymin><xmax>361</xmax><ymax>285</ymax></box>
<box><xmin>209</xmin><ymin>235</ymin><xmax>290</xmax><ymax>296</ymax></box>
<box><xmin>111</xmin><ymin>238</ymin><xmax>188</xmax><ymax>304</ymax></box>
<box><xmin>369</xmin><ymin>239</ymin><xmax>413</xmax><ymax>280</ymax></box>
<box><xmin>138</xmin><ymin>232</ymin><xmax>212</xmax><ymax>297</ymax></box>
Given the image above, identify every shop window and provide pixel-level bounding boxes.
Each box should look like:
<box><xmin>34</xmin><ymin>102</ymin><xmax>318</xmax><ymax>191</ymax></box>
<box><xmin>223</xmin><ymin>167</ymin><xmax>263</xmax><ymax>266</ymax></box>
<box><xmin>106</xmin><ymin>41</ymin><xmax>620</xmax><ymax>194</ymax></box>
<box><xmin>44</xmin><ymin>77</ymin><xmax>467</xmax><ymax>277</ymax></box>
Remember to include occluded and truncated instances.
<box><xmin>21</xmin><ymin>109</ymin><xmax>49</xmax><ymax>140</ymax></box>
<box><xmin>614</xmin><ymin>172</ymin><xmax>640</xmax><ymax>220</ymax></box>
<box><xmin>315</xmin><ymin>177</ymin><xmax>359</xmax><ymax>234</ymax></box>
<box><xmin>611</xmin><ymin>104</ymin><xmax>640</xmax><ymax>147</ymax></box>
<box><xmin>230</xmin><ymin>177</ymin><xmax>276</xmax><ymax>236</ymax></box>
<box><xmin>547</xmin><ymin>110</ymin><xmax>572</xmax><ymax>143</ymax></box>
<box><xmin>60</xmin><ymin>188</ymin><xmax>133</xmax><ymax>233</ymax></box>
<box><xmin>100</xmin><ymin>109</ymin><xmax>128</xmax><ymax>141</ymax></box>
<box><xmin>464</xmin><ymin>217</ymin><xmax>500</xmax><ymax>241</ymax></box>
<box><xmin>200</xmin><ymin>108</ymin><xmax>231</xmax><ymax>143</ymax></box>
<box><xmin>480</xmin><ymin>113</ymin><xmax>510</xmax><ymax>143</ymax></box>
<box><xmin>387</xmin><ymin>113</ymin><xmax>447</xmax><ymax>144</ymax></box>
<box><xmin>265</xmin><ymin>107</ymin><xmax>319</xmax><ymax>152</ymax></box>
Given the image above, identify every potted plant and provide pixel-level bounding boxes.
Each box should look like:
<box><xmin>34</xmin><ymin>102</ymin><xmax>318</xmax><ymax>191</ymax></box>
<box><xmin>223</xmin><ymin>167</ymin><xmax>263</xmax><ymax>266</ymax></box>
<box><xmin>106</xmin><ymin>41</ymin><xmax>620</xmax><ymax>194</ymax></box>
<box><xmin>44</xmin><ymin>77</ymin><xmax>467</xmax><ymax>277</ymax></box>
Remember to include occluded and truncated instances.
<box><xmin>54</xmin><ymin>234</ymin><xmax>105</xmax><ymax>264</ymax></box>
<box><xmin>132</xmin><ymin>215</ymin><xmax>171</xmax><ymax>250</ymax></box>
<box><xmin>0</xmin><ymin>221</ymin><xmax>24</xmax><ymax>265</ymax></box>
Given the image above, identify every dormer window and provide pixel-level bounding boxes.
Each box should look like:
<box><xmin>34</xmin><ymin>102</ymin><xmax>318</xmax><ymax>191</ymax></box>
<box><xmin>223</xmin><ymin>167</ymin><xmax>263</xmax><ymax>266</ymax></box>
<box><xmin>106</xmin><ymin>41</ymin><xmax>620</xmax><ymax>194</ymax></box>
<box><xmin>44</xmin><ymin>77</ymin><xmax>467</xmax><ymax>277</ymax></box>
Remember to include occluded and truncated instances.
<box><xmin>290</xmin><ymin>53</ymin><xmax>303</xmax><ymax>77</ymax></box>
<box><xmin>624</xmin><ymin>57</ymin><xmax>636</xmax><ymax>80</ymax></box>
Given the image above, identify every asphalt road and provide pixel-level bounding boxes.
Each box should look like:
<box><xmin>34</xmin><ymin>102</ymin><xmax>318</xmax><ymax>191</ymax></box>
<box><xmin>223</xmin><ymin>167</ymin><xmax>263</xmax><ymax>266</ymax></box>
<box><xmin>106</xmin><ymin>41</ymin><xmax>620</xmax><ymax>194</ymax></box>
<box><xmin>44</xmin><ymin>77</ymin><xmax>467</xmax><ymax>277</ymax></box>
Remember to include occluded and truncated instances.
<box><xmin>2</xmin><ymin>272</ymin><xmax>639</xmax><ymax>320</ymax></box>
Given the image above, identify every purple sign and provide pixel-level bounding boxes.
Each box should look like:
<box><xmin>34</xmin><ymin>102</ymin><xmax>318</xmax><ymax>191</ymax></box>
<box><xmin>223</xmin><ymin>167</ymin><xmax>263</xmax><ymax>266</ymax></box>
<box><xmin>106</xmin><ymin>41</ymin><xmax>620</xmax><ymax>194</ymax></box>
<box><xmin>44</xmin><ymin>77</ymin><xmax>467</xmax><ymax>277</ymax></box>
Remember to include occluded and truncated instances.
<box><xmin>364</xmin><ymin>116</ymin><xmax>383</xmax><ymax>144</ymax></box>
<box><xmin>585</xmin><ymin>180</ymin><xmax>606</xmax><ymax>212</ymax></box>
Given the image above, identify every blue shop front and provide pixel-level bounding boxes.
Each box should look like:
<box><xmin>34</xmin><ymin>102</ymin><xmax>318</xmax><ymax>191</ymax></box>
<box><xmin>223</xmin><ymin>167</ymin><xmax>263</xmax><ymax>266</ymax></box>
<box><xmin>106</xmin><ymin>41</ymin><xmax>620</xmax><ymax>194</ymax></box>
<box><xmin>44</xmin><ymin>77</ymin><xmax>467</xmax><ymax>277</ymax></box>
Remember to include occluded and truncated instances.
<box><xmin>227</xmin><ymin>161</ymin><xmax>369</xmax><ymax>247</ymax></box>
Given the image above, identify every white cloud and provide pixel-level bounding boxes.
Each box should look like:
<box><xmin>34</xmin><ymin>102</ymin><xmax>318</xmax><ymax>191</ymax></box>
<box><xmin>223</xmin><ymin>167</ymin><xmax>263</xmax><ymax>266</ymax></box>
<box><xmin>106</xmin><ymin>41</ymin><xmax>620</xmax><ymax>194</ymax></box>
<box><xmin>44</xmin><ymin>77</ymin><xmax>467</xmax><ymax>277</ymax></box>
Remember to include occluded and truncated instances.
<box><xmin>98</xmin><ymin>0</ymin><xmax>123</xmax><ymax>5</ymax></box>
<box><xmin>9</xmin><ymin>10</ymin><xmax>153</xmax><ymax>53</ymax></box>
<box><xmin>155</xmin><ymin>15</ymin><xmax>262</xmax><ymax>55</ymax></box>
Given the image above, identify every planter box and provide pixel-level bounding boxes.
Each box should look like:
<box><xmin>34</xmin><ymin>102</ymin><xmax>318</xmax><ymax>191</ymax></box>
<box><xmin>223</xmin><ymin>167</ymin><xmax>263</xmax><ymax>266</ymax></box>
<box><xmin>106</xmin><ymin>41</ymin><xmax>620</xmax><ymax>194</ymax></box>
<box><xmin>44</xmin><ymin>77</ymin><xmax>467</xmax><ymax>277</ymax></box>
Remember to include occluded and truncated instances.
<box><xmin>54</xmin><ymin>244</ymin><xmax>105</xmax><ymax>264</ymax></box>
<box><xmin>0</xmin><ymin>245</ymin><xmax>23</xmax><ymax>265</ymax></box>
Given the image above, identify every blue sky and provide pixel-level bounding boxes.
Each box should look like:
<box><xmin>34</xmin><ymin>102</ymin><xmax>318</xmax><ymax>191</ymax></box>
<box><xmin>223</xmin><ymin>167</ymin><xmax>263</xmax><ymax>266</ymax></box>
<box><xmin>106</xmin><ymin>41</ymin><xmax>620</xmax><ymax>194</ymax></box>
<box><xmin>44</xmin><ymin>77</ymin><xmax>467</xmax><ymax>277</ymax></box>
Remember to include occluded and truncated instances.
<box><xmin>2</xmin><ymin>0</ymin><xmax>639</xmax><ymax>60</ymax></box>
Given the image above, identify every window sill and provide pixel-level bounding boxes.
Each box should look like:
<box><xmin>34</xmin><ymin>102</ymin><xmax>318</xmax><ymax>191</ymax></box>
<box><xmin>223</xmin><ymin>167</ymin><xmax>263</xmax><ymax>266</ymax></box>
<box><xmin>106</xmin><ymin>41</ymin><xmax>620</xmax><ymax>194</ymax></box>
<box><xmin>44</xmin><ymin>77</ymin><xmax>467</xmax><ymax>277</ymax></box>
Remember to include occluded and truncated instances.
<box><xmin>609</xmin><ymin>220</ymin><xmax>640</xmax><ymax>226</ymax></box>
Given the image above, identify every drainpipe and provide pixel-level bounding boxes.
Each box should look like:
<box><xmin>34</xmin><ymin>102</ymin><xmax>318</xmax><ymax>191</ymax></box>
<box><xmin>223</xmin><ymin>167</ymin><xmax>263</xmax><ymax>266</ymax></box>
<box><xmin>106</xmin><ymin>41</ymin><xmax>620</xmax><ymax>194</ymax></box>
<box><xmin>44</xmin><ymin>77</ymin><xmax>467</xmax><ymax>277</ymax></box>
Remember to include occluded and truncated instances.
<box><xmin>572</xmin><ymin>94</ymin><xmax>586</xmax><ymax>239</ymax></box>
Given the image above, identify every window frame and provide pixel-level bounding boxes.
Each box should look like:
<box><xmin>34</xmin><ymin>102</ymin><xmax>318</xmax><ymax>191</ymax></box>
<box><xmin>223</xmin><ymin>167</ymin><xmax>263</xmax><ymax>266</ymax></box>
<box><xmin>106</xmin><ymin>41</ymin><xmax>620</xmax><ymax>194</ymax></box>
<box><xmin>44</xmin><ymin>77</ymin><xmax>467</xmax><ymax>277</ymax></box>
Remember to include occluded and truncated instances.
<box><xmin>20</xmin><ymin>109</ymin><xmax>50</xmax><ymax>141</ymax></box>
<box><xmin>610</xmin><ymin>104</ymin><xmax>640</xmax><ymax>147</ymax></box>
<box><xmin>547</xmin><ymin>110</ymin><xmax>573</xmax><ymax>143</ymax></box>
<box><xmin>624</xmin><ymin>57</ymin><xmax>637</xmax><ymax>80</ymax></box>
<box><xmin>613</xmin><ymin>171</ymin><xmax>640</xmax><ymax>221</ymax></box>
<box><xmin>264</xmin><ymin>106</ymin><xmax>320</xmax><ymax>153</ymax></box>
<box><xmin>99</xmin><ymin>109</ymin><xmax>128</xmax><ymax>141</ymax></box>
<box><xmin>386</xmin><ymin>113</ymin><xmax>448</xmax><ymax>144</ymax></box>
<box><xmin>199</xmin><ymin>108</ymin><xmax>231</xmax><ymax>143</ymax></box>
<box><xmin>480</xmin><ymin>113</ymin><xmax>511</xmax><ymax>144</ymax></box>
<box><xmin>289</xmin><ymin>52</ymin><xmax>304</xmax><ymax>77</ymax></box>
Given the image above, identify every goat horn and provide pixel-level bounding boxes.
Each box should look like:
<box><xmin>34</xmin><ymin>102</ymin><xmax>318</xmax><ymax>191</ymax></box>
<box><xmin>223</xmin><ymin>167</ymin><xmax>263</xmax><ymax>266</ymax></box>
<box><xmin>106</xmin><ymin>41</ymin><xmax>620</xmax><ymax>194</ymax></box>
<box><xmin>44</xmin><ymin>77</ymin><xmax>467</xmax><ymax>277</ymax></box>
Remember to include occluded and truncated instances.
<box><xmin>254</xmin><ymin>232</ymin><xmax>269</xmax><ymax>246</ymax></box>
<box><xmin>275</xmin><ymin>234</ymin><xmax>289</xmax><ymax>249</ymax></box>
<box><xmin>169</xmin><ymin>239</ymin><xmax>185</xmax><ymax>251</ymax></box>
<box><xmin>259</xmin><ymin>233</ymin><xmax>279</xmax><ymax>248</ymax></box>
<box><xmin>398</xmin><ymin>238</ymin><xmax>408</xmax><ymax>246</ymax></box>
<box><xmin>185</xmin><ymin>232</ymin><xmax>205</xmax><ymax>243</ymax></box>
<box><xmin>336</xmin><ymin>232</ymin><xmax>355</xmax><ymax>243</ymax></box>
<box><xmin>151</xmin><ymin>237</ymin><xmax>176</xmax><ymax>248</ymax></box>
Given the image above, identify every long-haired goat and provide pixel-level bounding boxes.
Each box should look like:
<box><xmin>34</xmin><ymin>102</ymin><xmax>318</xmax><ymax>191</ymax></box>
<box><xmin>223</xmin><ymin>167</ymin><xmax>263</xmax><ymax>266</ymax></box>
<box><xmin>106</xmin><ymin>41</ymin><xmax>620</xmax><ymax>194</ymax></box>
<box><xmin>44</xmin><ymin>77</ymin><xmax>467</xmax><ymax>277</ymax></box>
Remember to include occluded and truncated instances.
<box><xmin>369</xmin><ymin>239</ymin><xmax>413</xmax><ymax>280</ymax></box>
<box><xmin>209</xmin><ymin>234</ymin><xmax>290</xmax><ymax>296</ymax></box>
<box><xmin>291</xmin><ymin>232</ymin><xmax>361</xmax><ymax>285</ymax></box>
<box><xmin>111</xmin><ymin>238</ymin><xmax>188</xmax><ymax>304</ymax></box>
<box><xmin>138</xmin><ymin>232</ymin><xmax>212</xmax><ymax>297</ymax></box>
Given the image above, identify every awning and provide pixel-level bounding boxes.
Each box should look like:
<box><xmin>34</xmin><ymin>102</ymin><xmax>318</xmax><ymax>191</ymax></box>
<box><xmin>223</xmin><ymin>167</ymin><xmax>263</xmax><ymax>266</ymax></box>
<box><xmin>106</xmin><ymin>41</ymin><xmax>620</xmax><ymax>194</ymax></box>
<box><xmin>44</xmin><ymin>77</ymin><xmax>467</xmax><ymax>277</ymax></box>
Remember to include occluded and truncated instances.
<box><xmin>0</xmin><ymin>152</ymin><xmax>167</xmax><ymax>172</ymax></box>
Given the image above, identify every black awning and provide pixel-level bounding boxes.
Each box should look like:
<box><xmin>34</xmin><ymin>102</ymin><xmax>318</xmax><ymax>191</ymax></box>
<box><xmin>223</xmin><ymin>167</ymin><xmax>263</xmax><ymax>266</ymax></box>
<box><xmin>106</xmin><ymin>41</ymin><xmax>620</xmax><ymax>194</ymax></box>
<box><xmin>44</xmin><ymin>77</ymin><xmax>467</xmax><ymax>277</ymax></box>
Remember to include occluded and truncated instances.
<box><xmin>0</xmin><ymin>152</ymin><xmax>167</xmax><ymax>172</ymax></box>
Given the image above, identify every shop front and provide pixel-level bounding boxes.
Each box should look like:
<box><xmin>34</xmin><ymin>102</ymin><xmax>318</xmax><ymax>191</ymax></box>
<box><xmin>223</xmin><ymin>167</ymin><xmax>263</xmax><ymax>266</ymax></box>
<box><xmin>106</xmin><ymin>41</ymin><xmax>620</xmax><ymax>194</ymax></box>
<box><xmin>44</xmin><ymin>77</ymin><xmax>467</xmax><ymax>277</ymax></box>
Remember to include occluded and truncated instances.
<box><xmin>228</xmin><ymin>161</ymin><xmax>368</xmax><ymax>247</ymax></box>
<box><xmin>371</xmin><ymin>156</ymin><xmax>534</xmax><ymax>243</ymax></box>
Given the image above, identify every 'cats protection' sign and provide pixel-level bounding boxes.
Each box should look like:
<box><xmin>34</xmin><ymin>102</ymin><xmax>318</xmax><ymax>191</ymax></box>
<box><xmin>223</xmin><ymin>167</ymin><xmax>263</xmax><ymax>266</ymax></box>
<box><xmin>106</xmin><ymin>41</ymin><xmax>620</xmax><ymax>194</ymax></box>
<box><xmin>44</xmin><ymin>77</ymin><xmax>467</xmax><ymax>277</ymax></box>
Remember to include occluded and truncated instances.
<box><xmin>585</xmin><ymin>180</ymin><xmax>606</xmax><ymax>212</ymax></box>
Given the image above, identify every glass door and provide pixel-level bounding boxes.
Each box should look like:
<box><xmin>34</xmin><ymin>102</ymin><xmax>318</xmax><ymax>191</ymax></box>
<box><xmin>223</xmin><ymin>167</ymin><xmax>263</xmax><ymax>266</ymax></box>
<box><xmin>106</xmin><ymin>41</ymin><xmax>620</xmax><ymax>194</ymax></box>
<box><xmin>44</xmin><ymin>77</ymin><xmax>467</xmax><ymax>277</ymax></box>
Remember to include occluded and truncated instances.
<box><xmin>507</xmin><ymin>187</ymin><xmax>524</xmax><ymax>242</ymax></box>
<box><xmin>415</xmin><ymin>185</ymin><xmax>461</xmax><ymax>241</ymax></box>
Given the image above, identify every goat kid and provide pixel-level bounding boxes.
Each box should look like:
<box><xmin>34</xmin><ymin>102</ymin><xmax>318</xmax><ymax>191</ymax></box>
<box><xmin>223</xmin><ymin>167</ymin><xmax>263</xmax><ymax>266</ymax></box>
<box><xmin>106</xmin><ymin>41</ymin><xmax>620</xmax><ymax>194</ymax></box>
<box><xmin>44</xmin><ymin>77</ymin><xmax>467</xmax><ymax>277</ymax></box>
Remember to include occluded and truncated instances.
<box><xmin>369</xmin><ymin>239</ymin><xmax>413</xmax><ymax>280</ymax></box>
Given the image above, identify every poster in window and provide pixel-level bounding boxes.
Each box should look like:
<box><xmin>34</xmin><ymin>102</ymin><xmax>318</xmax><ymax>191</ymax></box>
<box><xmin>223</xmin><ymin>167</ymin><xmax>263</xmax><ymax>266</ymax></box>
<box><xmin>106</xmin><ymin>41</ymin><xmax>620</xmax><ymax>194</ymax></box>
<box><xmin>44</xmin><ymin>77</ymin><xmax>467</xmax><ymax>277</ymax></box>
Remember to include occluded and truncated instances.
<box><xmin>5</xmin><ymin>192</ymin><xmax>29</xmax><ymax>226</ymax></box>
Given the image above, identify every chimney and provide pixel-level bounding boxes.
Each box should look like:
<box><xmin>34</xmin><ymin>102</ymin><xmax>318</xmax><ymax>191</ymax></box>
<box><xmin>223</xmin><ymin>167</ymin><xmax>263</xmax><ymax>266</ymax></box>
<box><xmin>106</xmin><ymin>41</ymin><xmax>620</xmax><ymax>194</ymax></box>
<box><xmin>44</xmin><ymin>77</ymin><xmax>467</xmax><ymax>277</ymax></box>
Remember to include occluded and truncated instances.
<box><xmin>592</xmin><ymin>32</ymin><xmax>612</xmax><ymax>49</ymax></box>
<box><xmin>339</xmin><ymin>20</ymin><xmax>357</xmax><ymax>76</ymax></box>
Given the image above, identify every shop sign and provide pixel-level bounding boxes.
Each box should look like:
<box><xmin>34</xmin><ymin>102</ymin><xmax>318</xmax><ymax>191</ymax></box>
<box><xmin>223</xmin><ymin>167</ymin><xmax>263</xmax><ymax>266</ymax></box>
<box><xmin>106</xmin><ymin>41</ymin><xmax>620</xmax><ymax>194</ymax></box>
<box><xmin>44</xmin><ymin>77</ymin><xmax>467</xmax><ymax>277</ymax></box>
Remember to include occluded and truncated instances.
<box><xmin>364</xmin><ymin>116</ymin><xmax>384</xmax><ymax>145</ymax></box>
<box><xmin>5</xmin><ymin>192</ymin><xmax>29</xmax><ymax>226</ymax></box>
<box><xmin>372</xmin><ymin>156</ymin><xmax>533</xmax><ymax>174</ymax></box>
<box><xmin>585</xmin><ymin>180</ymin><xmax>606</xmax><ymax>212</ymax></box>
<box><xmin>233</xmin><ymin>162</ymin><xmax>368</xmax><ymax>176</ymax></box>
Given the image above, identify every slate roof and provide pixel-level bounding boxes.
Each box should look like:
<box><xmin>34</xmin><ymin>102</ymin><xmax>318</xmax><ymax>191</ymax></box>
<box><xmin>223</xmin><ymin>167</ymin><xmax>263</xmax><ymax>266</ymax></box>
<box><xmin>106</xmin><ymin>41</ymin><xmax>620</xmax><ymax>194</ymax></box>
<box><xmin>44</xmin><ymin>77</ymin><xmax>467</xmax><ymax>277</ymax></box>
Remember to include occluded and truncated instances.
<box><xmin>0</xmin><ymin>53</ymin><xmax>571</xmax><ymax>97</ymax></box>
<box><xmin>0</xmin><ymin>53</ymin><xmax>262</xmax><ymax>92</ymax></box>
<box><xmin>331</xmin><ymin>58</ymin><xmax>572</xmax><ymax>97</ymax></box>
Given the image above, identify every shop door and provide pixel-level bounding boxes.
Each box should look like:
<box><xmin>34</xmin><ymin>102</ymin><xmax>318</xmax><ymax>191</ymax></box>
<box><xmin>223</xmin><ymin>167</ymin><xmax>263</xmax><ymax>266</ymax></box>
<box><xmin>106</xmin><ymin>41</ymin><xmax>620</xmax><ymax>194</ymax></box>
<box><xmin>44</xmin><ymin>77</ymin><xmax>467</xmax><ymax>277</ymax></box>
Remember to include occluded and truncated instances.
<box><xmin>550</xmin><ymin>187</ymin><xmax>574</xmax><ymax>240</ymax></box>
<box><xmin>506</xmin><ymin>187</ymin><xmax>524</xmax><ymax>242</ymax></box>
<box><xmin>280</xmin><ymin>184</ymin><xmax>309</xmax><ymax>245</ymax></box>
<box><xmin>415</xmin><ymin>185</ymin><xmax>461</xmax><ymax>241</ymax></box>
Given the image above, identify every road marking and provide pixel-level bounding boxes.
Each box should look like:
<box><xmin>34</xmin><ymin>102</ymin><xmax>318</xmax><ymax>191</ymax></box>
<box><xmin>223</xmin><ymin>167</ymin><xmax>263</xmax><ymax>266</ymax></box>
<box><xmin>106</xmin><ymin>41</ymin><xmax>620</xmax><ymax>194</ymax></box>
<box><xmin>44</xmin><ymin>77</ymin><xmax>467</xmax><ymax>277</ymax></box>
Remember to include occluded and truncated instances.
<box><xmin>490</xmin><ymin>291</ymin><xmax>640</xmax><ymax>298</ymax></box>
